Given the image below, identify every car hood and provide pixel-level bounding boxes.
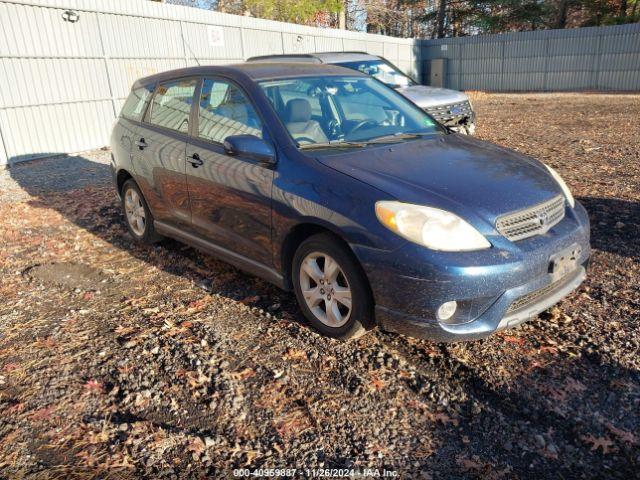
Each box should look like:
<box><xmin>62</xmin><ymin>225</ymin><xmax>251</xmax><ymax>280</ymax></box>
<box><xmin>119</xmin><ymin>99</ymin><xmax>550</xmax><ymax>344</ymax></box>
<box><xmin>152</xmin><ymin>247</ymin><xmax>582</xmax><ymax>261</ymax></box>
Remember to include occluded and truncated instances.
<box><xmin>396</xmin><ymin>85</ymin><xmax>469</xmax><ymax>108</ymax></box>
<box><xmin>317</xmin><ymin>134</ymin><xmax>562</xmax><ymax>229</ymax></box>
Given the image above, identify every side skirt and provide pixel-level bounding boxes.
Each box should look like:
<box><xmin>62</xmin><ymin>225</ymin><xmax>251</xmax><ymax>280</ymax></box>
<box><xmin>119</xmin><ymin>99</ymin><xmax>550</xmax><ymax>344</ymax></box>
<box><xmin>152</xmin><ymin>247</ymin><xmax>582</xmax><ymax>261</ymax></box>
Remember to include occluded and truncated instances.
<box><xmin>154</xmin><ymin>220</ymin><xmax>287</xmax><ymax>290</ymax></box>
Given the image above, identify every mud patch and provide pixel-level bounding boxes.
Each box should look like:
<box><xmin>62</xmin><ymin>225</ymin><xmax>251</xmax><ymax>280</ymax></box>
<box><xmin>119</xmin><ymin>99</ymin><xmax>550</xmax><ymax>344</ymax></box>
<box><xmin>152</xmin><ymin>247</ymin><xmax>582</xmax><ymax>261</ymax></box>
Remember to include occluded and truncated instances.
<box><xmin>24</xmin><ymin>262</ymin><xmax>111</xmax><ymax>291</ymax></box>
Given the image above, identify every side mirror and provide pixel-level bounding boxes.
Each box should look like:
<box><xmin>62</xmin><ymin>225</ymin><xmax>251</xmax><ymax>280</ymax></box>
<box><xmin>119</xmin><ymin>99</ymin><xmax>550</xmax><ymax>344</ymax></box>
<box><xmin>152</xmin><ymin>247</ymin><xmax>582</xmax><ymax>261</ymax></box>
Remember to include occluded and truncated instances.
<box><xmin>223</xmin><ymin>135</ymin><xmax>276</xmax><ymax>164</ymax></box>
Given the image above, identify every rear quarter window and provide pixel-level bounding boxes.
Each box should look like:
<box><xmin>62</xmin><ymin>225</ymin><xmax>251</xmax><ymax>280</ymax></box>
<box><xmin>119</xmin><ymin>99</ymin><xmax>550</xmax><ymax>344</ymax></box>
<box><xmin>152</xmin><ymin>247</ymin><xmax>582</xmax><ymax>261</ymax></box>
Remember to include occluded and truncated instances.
<box><xmin>120</xmin><ymin>86</ymin><xmax>153</xmax><ymax>122</ymax></box>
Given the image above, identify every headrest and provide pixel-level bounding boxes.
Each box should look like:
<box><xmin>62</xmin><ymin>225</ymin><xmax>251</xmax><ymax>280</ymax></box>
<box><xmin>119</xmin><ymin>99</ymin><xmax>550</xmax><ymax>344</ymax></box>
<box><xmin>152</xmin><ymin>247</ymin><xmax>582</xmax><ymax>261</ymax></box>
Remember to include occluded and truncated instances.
<box><xmin>285</xmin><ymin>98</ymin><xmax>311</xmax><ymax>123</ymax></box>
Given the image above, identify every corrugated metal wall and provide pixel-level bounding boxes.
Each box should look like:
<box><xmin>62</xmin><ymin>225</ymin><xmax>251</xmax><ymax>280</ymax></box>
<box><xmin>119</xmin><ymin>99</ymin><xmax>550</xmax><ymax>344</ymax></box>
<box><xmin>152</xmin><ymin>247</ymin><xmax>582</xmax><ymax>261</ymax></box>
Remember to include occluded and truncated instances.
<box><xmin>0</xmin><ymin>0</ymin><xmax>420</xmax><ymax>165</ymax></box>
<box><xmin>420</xmin><ymin>23</ymin><xmax>640</xmax><ymax>92</ymax></box>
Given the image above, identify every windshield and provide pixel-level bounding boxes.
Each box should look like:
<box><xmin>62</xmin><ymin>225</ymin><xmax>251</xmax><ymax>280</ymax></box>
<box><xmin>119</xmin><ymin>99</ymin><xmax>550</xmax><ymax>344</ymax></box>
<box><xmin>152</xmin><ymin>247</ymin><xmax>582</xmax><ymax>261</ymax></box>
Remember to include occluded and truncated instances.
<box><xmin>336</xmin><ymin>60</ymin><xmax>416</xmax><ymax>88</ymax></box>
<box><xmin>259</xmin><ymin>76</ymin><xmax>441</xmax><ymax>149</ymax></box>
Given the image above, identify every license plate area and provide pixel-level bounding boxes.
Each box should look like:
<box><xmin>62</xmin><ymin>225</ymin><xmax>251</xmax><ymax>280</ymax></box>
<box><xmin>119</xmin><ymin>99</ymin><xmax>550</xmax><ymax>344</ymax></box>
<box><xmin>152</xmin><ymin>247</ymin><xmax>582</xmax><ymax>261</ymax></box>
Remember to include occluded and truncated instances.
<box><xmin>549</xmin><ymin>243</ymin><xmax>582</xmax><ymax>281</ymax></box>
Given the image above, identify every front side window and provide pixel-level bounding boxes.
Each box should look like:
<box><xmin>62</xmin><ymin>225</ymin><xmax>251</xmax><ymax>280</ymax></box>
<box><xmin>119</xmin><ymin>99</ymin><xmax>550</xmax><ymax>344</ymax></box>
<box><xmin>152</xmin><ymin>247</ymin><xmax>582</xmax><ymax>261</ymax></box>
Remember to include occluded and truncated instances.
<box><xmin>198</xmin><ymin>78</ymin><xmax>262</xmax><ymax>143</ymax></box>
<box><xmin>147</xmin><ymin>79</ymin><xmax>197</xmax><ymax>133</ymax></box>
<box><xmin>336</xmin><ymin>60</ymin><xmax>416</xmax><ymax>88</ymax></box>
<box><xmin>259</xmin><ymin>76</ymin><xmax>440</xmax><ymax>148</ymax></box>
<box><xmin>120</xmin><ymin>85</ymin><xmax>153</xmax><ymax>121</ymax></box>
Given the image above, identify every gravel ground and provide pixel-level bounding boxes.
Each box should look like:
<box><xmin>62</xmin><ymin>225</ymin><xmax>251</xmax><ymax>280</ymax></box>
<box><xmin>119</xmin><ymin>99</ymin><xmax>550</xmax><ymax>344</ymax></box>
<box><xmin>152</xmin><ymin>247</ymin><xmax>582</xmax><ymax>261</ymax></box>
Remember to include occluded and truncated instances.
<box><xmin>0</xmin><ymin>94</ymin><xmax>638</xmax><ymax>479</ymax></box>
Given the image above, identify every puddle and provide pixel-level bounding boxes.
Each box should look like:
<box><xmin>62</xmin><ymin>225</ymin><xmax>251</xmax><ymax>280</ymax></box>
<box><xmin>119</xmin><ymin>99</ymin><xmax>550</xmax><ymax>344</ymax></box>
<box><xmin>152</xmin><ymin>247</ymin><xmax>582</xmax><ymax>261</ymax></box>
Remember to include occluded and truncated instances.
<box><xmin>24</xmin><ymin>262</ymin><xmax>111</xmax><ymax>291</ymax></box>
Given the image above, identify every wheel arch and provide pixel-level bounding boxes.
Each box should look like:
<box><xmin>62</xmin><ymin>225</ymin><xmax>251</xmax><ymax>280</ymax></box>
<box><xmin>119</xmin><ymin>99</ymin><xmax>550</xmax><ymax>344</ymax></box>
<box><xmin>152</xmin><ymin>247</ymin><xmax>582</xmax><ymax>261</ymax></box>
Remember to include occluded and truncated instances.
<box><xmin>116</xmin><ymin>168</ymin><xmax>134</xmax><ymax>197</ymax></box>
<box><xmin>279</xmin><ymin>222</ymin><xmax>372</xmax><ymax>301</ymax></box>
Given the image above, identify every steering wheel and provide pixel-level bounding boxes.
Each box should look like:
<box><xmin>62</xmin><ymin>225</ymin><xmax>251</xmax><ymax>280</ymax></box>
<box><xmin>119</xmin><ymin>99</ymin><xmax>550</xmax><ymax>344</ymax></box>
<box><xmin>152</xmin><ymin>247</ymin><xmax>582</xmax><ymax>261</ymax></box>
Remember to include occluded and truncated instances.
<box><xmin>349</xmin><ymin>119</ymin><xmax>379</xmax><ymax>135</ymax></box>
<box><xmin>295</xmin><ymin>136</ymin><xmax>320</xmax><ymax>145</ymax></box>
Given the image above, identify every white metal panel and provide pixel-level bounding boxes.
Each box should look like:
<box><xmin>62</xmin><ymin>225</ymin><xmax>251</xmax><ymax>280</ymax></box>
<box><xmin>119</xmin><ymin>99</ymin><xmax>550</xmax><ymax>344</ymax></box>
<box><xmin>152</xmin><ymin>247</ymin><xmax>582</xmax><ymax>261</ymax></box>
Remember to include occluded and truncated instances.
<box><xmin>0</xmin><ymin>58</ymin><xmax>109</xmax><ymax>108</ymax></box>
<box><xmin>0</xmin><ymin>132</ymin><xmax>7</xmax><ymax>165</ymax></box>
<box><xmin>187</xmin><ymin>58</ymin><xmax>241</xmax><ymax>67</ymax></box>
<box><xmin>0</xmin><ymin>101</ymin><xmax>113</xmax><ymax>162</ymax></box>
<box><xmin>365</xmin><ymin>41</ymin><xmax>384</xmax><ymax>56</ymax></box>
<box><xmin>107</xmin><ymin>58</ymin><xmax>187</xmax><ymax>99</ymax></box>
<box><xmin>241</xmin><ymin>29</ymin><xmax>282</xmax><ymax>58</ymax></box>
<box><xmin>398</xmin><ymin>43</ymin><xmax>412</xmax><ymax>62</ymax></box>
<box><xmin>342</xmin><ymin>39</ymin><xmax>367</xmax><ymax>52</ymax></box>
<box><xmin>99</xmin><ymin>13</ymin><xmax>184</xmax><ymax>58</ymax></box>
<box><xmin>0</xmin><ymin>3</ymin><xmax>102</xmax><ymax>57</ymax></box>
<box><xmin>282</xmin><ymin>33</ymin><xmax>315</xmax><ymax>54</ymax></box>
<box><xmin>314</xmin><ymin>35</ymin><xmax>343</xmax><ymax>52</ymax></box>
<box><xmin>181</xmin><ymin>24</ymin><xmax>243</xmax><ymax>60</ymax></box>
<box><xmin>383</xmin><ymin>42</ymin><xmax>399</xmax><ymax>62</ymax></box>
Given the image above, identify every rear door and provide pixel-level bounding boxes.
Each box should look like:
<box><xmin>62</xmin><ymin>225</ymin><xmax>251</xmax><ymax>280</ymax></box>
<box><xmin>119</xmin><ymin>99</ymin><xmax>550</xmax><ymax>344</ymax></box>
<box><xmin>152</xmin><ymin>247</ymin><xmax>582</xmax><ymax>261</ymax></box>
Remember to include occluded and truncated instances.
<box><xmin>111</xmin><ymin>85</ymin><xmax>153</xmax><ymax>167</ymax></box>
<box><xmin>131</xmin><ymin>78</ymin><xmax>198</xmax><ymax>227</ymax></box>
<box><xmin>185</xmin><ymin>77</ymin><xmax>274</xmax><ymax>265</ymax></box>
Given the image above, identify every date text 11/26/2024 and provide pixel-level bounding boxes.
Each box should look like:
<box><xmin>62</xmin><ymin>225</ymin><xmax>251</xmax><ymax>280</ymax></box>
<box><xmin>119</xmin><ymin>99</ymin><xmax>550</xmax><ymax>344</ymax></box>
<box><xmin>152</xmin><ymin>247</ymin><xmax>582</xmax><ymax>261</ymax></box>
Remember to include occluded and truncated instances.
<box><xmin>233</xmin><ymin>468</ymin><xmax>400</xmax><ymax>477</ymax></box>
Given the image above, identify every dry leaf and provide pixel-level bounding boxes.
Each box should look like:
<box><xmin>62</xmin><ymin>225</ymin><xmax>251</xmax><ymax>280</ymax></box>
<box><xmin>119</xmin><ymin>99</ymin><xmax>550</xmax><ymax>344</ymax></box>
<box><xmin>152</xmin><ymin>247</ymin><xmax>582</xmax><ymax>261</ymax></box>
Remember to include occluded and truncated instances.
<box><xmin>604</xmin><ymin>423</ymin><xmax>638</xmax><ymax>446</ymax></box>
<box><xmin>581</xmin><ymin>434</ymin><xmax>616</xmax><ymax>454</ymax></box>
<box><xmin>283</xmin><ymin>348</ymin><xmax>307</xmax><ymax>361</ymax></box>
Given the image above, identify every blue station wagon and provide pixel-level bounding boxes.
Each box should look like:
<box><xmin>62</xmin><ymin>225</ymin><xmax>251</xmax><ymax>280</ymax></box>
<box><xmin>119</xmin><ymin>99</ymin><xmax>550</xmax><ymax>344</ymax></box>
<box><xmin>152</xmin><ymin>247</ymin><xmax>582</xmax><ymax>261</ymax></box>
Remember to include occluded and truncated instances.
<box><xmin>110</xmin><ymin>63</ymin><xmax>590</xmax><ymax>341</ymax></box>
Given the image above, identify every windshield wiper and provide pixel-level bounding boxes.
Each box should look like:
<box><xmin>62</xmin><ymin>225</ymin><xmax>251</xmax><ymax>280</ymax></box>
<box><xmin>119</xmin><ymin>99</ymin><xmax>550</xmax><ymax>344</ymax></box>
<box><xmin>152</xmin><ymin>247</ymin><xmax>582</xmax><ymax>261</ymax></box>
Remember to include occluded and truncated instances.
<box><xmin>362</xmin><ymin>132</ymin><xmax>431</xmax><ymax>144</ymax></box>
<box><xmin>299</xmin><ymin>140</ymin><xmax>367</xmax><ymax>150</ymax></box>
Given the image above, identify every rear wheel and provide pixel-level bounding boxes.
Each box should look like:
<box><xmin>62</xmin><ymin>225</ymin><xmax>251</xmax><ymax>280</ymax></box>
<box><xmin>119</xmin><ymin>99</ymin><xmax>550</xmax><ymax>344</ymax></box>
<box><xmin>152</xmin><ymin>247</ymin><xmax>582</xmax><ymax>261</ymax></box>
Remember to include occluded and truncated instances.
<box><xmin>292</xmin><ymin>233</ymin><xmax>373</xmax><ymax>340</ymax></box>
<box><xmin>121</xmin><ymin>179</ymin><xmax>162</xmax><ymax>244</ymax></box>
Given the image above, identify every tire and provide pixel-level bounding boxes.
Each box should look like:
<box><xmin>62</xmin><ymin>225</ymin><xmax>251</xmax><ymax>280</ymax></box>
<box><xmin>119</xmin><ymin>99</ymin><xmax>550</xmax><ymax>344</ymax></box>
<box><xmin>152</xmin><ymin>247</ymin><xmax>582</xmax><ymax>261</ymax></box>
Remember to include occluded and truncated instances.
<box><xmin>121</xmin><ymin>179</ymin><xmax>162</xmax><ymax>244</ymax></box>
<box><xmin>292</xmin><ymin>233</ymin><xmax>374</xmax><ymax>340</ymax></box>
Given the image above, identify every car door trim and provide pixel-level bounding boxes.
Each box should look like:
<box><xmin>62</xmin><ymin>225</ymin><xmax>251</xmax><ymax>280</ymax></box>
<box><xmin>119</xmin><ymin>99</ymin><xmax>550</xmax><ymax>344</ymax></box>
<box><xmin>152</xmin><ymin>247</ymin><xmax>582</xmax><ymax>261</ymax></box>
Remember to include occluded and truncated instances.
<box><xmin>154</xmin><ymin>220</ymin><xmax>286</xmax><ymax>289</ymax></box>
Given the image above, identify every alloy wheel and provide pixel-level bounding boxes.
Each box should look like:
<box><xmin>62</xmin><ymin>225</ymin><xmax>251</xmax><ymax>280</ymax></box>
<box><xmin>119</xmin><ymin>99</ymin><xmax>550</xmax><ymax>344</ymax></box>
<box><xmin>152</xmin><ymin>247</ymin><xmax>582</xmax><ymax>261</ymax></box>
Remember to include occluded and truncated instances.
<box><xmin>299</xmin><ymin>251</ymin><xmax>352</xmax><ymax>327</ymax></box>
<box><xmin>124</xmin><ymin>188</ymin><xmax>146</xmax><ymax>236</ymax></box>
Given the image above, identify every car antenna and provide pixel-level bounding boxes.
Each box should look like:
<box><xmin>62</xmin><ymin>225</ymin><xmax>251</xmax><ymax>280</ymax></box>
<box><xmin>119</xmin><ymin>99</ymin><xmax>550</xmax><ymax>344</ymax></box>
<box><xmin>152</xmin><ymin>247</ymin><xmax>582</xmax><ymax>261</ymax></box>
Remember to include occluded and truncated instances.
<box><xmin>181</xmin><ymin>30</ymin><xmax>201</xmax><ymax>66</ymax></box>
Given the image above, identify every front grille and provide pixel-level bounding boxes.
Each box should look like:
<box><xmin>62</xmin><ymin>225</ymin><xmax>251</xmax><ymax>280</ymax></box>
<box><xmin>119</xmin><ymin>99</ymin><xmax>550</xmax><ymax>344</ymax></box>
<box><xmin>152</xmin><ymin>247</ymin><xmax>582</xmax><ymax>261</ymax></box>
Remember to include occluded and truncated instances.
<box><xmin>496</xmin><ymin>195</ymin><xmax>565</xmax><ymax>242</ymax></box>
<box><xmin>424</xmin><ymin>100</ymin><xmax>473</xmax><ymax>125</ymax></box>
<box><xmin>506</xmin><ymin>270</ymin><xmax>576</xmax><ymax>314</ymax></box>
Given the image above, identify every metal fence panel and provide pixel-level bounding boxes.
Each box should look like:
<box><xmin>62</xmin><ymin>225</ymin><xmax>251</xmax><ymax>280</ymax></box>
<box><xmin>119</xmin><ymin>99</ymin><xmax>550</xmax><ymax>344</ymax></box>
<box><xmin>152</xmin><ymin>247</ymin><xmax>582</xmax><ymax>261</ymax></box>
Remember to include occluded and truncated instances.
<box><xmin>0</xmin><ymin>3</ymin><xmax>102</xmax><ymax>57</ymax></box>
<box><xmin>241</xmin><ymin>29</ymin><xmax>283</xmax><ymax>58</ymax></box>
<box><xmin>0</xmin><ymin>58</ymin><xmax>109</xmax><ymax>107</ymax></box>
<box><xmin>0</xmin><ymin>101</ymin><xmax>114</xmax><ymax>162</ymax></box>
<box><xmin>282</xmin><ymin>33</ymin><xmax>316</xmax><ymax>54</ymax></box>
<box><xmin>421</xmin><ymin>23</ymin><xmax>640</xmax><ymax>92</ymax></box>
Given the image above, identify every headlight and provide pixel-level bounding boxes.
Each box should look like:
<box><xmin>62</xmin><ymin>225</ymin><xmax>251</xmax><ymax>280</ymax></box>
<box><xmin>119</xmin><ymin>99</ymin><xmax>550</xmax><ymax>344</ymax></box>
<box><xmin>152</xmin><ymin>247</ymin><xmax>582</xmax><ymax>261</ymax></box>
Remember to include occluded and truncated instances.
<box><xmin>375</xmin><ymin>201</ymin><xmax>491</xmax><ymax>251</ymax></box>
<box><xmin>544</xmin><ymin>165</ymin><xmax>575</xmax><ymax>208</ymax></box>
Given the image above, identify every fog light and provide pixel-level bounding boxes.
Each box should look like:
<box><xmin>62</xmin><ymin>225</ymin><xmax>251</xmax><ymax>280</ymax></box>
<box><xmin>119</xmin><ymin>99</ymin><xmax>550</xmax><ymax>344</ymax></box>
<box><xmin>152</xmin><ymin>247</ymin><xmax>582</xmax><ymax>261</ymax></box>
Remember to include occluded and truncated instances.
<box><xmin>437</xmin><ymin>301</ymin><xmax>457</xmax><ymax>322</ymax></box>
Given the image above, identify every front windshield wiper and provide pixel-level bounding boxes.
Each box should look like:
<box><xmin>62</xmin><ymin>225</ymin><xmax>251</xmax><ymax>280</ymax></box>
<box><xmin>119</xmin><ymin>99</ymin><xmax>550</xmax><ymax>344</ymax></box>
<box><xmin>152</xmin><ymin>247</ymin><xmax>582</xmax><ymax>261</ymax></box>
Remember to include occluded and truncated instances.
<box><xmin>299</xmin><ymin>140</ymin><xmax>367</xmax><ymax>150</ymax></box>
<box><xmin>362</xmin><ymin>132</ymin><xmax>432</xmax><ymax>144</ymax></box>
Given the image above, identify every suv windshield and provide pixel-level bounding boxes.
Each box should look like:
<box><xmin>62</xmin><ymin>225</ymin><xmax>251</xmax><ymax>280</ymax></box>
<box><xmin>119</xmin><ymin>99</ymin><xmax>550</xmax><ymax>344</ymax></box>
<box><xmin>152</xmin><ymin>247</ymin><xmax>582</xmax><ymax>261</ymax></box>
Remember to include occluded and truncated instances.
<box><xmin>335</xmin><ymin>60</ymin><xmax>416</xmax><ymax>88</ymax></box>
<box><xmin>259</xmin><ymin>76</ymin><xmax>441</xmax><ymax>149</ymax></box>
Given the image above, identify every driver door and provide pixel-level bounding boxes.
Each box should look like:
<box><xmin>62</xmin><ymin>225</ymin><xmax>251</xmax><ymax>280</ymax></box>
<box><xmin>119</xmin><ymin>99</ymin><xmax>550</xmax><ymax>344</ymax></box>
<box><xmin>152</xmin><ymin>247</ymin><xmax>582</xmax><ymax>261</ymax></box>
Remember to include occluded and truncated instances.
<box><xmin>185</xmin><ymin>77</ymin><xmax>274</xmax><ymax>266</ymax></box>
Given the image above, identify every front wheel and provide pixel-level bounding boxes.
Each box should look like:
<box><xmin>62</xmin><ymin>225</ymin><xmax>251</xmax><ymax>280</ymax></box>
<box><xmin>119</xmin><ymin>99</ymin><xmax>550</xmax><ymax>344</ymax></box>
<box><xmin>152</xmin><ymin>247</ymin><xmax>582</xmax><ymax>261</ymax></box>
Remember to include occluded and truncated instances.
<box><xmin>292</xmin><ymin>233</ymin><xmax>373</xmax><ymax>340</ymax></box>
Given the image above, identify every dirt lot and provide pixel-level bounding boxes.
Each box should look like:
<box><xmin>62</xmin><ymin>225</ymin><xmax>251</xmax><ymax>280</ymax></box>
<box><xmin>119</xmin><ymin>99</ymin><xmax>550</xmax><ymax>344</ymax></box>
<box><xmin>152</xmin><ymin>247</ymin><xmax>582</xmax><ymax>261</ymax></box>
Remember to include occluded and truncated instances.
<box><xmin>0</xmin><ymin>94</ymin><xmax>638</xmax><ymax>479</ymax></box>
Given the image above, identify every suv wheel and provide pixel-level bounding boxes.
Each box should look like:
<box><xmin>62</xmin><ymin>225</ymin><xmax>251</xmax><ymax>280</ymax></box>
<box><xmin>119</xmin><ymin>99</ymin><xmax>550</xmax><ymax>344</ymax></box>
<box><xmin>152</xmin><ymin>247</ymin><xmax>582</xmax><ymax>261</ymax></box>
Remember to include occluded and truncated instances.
<box><xmin>292</xmin><ymin>233</ymin><xmax>373</xmax><ymax>340</ymax></box>
<box><xmin>121</xmin><ymin>179</ymin><xmax>162</xmax><ymax>244</ymax></box>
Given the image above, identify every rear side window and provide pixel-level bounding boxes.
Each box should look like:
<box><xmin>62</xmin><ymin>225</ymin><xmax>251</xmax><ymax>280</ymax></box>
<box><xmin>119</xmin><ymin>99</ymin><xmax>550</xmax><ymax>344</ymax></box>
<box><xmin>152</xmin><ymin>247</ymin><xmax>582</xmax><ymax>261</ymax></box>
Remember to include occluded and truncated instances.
<box><xmin>120</xmin><ymin>86</ymin><xmax>152</xmax><ymax>121</ymax></box>
<box><xmin>147</xmin><ymin>79</ymin><xmax>197</xmax><ymax>133</ymax></box>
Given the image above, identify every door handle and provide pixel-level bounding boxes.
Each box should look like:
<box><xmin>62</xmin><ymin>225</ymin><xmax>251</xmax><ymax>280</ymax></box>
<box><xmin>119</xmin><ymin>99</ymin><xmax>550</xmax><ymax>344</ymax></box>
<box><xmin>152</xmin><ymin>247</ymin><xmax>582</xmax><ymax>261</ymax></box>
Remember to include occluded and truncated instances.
<box><xmin>187</xmin><ymin>153</ymin><xmax>203</xmax><ymax>168</ymax></box>
<box><xmin>135</xmin><ymin>138</ymin><xmax>148</xmax><ymax>150</ymax></box>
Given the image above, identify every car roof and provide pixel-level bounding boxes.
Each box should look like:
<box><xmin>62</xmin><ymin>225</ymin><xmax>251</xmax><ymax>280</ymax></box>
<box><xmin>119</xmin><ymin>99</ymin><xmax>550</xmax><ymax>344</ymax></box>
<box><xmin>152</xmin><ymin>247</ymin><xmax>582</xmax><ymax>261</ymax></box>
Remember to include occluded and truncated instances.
<box><xmin>247</xmin><ymin>51</ymin><xmax>381</xmax><ymax>65</ymax></box>
<box><xmin>133</xmin><ymin>62</ymin><xmax>365</xmax><ymax>88</ymax></box>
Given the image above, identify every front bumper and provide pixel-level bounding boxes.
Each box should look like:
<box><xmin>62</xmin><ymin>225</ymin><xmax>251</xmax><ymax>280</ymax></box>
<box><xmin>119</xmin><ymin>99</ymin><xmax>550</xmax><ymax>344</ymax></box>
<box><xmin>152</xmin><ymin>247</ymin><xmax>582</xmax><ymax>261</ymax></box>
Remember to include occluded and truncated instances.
<box><xmin>353</xmin><ymin>202</ymin><xmax>590</xmax><ymax>342</ymax></box>
<box><xmin>423</xmin><ymin>101</ymin><xmax>476</xmax><ymax>135</ymax></box>
<box><xmin>375</xmin><ymin>262</ymin><xmax>587</xmax><ymax>342</ymax></box>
